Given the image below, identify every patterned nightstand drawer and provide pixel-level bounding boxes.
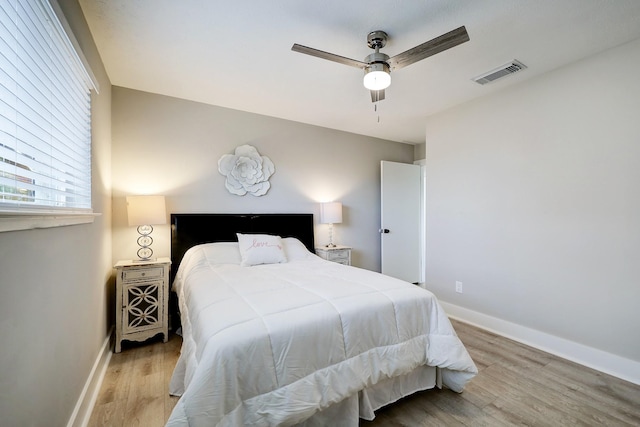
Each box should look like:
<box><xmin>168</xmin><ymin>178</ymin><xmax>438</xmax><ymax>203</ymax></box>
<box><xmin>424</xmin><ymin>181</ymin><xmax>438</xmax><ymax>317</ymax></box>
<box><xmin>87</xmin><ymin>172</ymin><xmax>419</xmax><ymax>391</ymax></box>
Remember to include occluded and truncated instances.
<box><xmin>327</xmin><ymin>251</ymin><xmax>349</xmax><ymax>262</ymax></box>
<box><xmin>122</xmin><ymin>266</ymin><xmax>164</xmax><ymax>281</ymax></box>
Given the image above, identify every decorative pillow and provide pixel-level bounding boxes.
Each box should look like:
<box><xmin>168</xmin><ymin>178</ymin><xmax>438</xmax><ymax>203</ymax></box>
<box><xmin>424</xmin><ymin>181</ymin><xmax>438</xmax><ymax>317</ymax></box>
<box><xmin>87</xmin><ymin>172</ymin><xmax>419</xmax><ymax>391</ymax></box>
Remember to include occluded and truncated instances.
<box><xmin>236</xmin><ymin>233</ymin><xmax>287</xmax><ymax>267</ymax></box>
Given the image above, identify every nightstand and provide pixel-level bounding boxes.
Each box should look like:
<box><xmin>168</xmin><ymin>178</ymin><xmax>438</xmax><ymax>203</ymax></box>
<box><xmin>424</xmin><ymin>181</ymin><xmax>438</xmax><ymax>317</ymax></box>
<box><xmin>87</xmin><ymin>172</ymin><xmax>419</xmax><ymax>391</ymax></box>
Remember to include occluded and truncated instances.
<box><xmin>114</xmin><ymin>258</ymin><xmax>171</xmax><ymax>353</ymax></box>
<box><xmin>315</xmin><ymin>245</ymin><xmax>352</xmax><ymax>266</ymax></box>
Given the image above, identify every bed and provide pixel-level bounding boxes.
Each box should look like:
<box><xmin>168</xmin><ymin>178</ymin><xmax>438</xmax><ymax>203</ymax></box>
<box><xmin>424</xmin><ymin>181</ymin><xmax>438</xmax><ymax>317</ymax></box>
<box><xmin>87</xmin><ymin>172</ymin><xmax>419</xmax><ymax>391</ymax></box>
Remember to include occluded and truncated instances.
<box><xmin>166</xmin><ymin>213</ymin><xmax>477</xmax><ymax>426</ymax></box>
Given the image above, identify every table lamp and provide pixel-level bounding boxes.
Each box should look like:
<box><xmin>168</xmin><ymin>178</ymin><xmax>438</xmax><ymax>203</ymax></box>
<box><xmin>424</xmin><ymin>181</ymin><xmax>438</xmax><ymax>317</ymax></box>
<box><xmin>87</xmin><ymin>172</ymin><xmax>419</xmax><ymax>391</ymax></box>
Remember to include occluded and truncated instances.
<box><xmin>320</xmin><ymin>202</ymin><xmax>342</xmax><ymax>248</ymax></box>
<box><xmin>126</xmin><ymin>195</ymin><xmax>167</xmax><ymax>261</ymax></box>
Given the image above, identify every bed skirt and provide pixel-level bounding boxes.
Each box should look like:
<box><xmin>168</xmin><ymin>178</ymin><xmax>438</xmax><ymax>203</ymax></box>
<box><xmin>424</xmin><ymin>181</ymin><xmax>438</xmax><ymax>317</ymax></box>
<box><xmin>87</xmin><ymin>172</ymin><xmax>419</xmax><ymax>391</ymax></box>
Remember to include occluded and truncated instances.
<box><xmin>295</xmin><ymin>365</ymin><xmax>438</xmax><ymax>426</ymax></box>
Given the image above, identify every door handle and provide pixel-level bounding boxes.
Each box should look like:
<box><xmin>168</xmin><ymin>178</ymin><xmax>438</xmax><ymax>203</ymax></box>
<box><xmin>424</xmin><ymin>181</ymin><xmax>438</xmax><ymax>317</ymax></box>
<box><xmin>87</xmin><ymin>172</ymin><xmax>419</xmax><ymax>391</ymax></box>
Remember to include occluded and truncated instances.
<box><xmin>379</xmin><ymin>228</ymin><xmax>390</xmax><ymax>234</ymax></box>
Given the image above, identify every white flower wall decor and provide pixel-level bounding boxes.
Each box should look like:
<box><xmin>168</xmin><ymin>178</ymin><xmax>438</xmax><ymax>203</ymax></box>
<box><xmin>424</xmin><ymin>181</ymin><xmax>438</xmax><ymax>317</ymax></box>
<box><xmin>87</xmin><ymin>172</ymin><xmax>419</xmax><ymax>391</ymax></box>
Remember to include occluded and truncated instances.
<box><xmin>218</xmin><ymin>145</ymin><xmax>275</xmax><ymax>196</ymax></box>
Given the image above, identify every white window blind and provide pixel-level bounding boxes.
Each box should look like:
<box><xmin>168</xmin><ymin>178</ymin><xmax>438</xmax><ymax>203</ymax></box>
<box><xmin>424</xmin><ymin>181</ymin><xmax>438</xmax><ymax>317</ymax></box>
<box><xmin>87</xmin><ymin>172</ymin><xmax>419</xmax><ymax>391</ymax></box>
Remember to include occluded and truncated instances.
<box><xmin>0</xmin><ymin>0</ymin><xmax>94</xmax><ymax>213</ymax></box>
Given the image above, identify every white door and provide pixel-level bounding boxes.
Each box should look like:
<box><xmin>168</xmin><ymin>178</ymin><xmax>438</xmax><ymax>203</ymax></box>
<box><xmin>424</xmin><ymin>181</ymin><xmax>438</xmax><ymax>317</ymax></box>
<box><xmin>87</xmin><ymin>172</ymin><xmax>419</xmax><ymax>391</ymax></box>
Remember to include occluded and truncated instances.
<box><xmin>381</xmin><ymin>161</ymin><xmax>422</xmax><ymax>283</ymax></box>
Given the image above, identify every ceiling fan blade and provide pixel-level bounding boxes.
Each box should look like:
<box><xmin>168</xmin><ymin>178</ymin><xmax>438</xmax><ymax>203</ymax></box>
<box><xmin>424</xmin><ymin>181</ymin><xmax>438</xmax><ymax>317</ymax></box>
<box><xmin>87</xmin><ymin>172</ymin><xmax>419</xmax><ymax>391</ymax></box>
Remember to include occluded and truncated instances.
<box><xmin>370</xmin><ymin>89</ymin><xmax>385</xmax><ymax>103</ymax></box>
<box><xmin>388</xmin><ymin>26</ymin><xmax>469</xmax><ymax>71</ymax></box>
<box><xmin>292</xmin><ymin>44</ymin><xmax>367</xmax><ymax>69</ymax></box>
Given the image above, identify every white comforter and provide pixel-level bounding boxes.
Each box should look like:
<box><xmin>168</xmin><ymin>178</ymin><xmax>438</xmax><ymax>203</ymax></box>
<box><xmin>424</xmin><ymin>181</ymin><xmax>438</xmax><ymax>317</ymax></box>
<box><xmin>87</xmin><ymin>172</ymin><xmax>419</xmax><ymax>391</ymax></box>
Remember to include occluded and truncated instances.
<box><xmin>167</xmin><ymin>241</ymin><xmax>477</xmax><ymax>426</ymax></box>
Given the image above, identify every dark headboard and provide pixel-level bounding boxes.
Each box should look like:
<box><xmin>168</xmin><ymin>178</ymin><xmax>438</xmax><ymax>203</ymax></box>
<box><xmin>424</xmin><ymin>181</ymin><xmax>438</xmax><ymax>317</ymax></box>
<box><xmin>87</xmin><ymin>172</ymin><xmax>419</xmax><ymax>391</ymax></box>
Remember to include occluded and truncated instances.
<box><xmin>170</xmin><ymin>213</ymin><xmax>315</xmax><ymax>280</ymax></box>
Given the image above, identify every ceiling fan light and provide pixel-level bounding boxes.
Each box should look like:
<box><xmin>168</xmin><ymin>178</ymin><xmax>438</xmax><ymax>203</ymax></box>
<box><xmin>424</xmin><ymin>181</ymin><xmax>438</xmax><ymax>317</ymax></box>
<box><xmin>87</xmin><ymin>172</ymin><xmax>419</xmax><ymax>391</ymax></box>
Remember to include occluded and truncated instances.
<box><xmin>363</xmin><ymin>63</ymin><xmax>391</xmax><ymax>90</ymax></box>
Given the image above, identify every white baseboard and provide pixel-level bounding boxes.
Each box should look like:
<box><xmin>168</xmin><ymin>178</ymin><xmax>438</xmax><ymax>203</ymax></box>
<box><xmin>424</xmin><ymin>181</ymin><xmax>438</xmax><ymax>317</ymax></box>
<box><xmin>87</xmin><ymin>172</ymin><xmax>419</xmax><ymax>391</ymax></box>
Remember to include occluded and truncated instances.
<box><xmin>440</xmin><ymin>302</ymin><xmax>640</xmax><ymax>386</ymax></box>
<box><xmin>66</xmin><ymin>327</ymin><xmax>114</xmax><ymax>427</ymax></box>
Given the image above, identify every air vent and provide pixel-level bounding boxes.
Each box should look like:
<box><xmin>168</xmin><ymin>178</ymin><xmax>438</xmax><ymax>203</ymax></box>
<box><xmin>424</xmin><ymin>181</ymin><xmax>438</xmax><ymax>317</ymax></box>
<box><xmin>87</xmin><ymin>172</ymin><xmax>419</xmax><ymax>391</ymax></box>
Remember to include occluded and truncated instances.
<box><xmin>472</xmin><ymin>60</ymin><xmax>527</xmax><ymax>85</ymax></box>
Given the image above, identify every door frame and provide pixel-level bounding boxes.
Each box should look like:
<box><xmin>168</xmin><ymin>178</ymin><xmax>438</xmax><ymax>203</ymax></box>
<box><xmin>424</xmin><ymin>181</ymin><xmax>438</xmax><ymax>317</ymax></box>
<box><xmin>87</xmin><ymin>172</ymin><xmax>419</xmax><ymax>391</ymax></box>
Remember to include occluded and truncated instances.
<box><xmin>414</xmin><ymin>159</ymin><xmax>426</xmax><ymax>286</ymax></box>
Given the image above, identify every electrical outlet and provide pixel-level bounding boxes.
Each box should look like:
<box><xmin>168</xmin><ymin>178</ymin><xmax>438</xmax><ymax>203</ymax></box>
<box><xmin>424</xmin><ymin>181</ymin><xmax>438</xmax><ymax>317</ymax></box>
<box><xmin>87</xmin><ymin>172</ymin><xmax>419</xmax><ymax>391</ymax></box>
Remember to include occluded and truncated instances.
<box><xmin>455</xmin><ymin>281</ymin><xmax>463</xmax><ymax>293</ymax></box>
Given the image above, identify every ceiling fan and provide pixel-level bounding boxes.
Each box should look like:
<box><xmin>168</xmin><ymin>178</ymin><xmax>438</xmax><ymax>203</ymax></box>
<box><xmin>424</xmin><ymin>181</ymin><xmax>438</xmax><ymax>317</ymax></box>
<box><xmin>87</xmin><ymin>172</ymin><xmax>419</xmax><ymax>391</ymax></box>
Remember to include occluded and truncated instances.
<box><xmin>292</xmin><ymin>26</ymin><xmax>469</xmax><ymax>102</ymax></box>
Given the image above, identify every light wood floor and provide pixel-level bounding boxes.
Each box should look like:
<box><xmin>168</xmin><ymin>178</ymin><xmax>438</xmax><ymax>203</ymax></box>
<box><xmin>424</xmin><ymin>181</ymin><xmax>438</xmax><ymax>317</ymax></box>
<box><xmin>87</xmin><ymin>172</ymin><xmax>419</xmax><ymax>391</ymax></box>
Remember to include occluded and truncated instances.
<box><xmin>88</xmin><ymin>335</ymin><xmax>181</xmax><ymax>426</ymax></box>
<box><xmin>88</xmin><ymin>320</ymin><xmax>640</xmax><ymax>426</ymax></box>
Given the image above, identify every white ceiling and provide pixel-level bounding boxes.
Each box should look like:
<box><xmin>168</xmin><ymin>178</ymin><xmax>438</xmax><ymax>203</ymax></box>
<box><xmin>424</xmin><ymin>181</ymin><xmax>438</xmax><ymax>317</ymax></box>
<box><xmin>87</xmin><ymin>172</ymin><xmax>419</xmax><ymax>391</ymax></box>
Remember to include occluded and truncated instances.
<box><xmin>78</xmin><ymin>0</ymin><xmax>640</xmax><ymax>144</ymax></box>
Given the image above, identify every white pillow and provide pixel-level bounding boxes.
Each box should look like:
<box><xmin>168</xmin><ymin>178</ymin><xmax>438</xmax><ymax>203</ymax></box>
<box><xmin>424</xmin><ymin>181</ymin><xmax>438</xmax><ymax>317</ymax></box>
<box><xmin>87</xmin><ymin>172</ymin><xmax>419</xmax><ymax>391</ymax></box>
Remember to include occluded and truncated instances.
<box><xmin>282</xmin><ymin>237</ymin><xmax>315</xmax><ymax>261</ymax></box>
<box><xmin>236</xmin><ymin>233</ymin><xmax>287</xmax><ymax>267</ymax></box>
<box><xmin>200</xmin><ymin>242</ymin><xmax>242</xmax><ymax>265</ymax></box>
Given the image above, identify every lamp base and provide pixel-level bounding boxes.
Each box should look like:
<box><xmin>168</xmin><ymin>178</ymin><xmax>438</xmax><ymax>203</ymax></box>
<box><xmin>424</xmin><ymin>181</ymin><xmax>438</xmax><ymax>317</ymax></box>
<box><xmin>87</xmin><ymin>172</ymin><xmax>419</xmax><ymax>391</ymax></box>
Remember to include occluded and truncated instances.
<box><xmin>136</xmin><ymin>225</ymin><xmax>155</xmax><ymax>261</ymax></box>
<box><xmin>326</xmin><ymin>223</ymin><xmax>338</xmax><ymax>249</ymax></box>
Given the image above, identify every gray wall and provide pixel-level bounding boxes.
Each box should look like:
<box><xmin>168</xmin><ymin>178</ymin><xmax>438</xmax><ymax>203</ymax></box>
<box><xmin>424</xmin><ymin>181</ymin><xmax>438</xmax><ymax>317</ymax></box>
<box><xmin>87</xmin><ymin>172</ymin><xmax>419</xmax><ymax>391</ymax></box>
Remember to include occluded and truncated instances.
<box><xmin>424</xmin><ymin>38</ymin><xmax>640</xmax><ymax>372</ymax></box>
<box><xmin>110</xmin><ymin>87</ymin><xmax>414</xmax><ymax>272</ymax></box>
<box><xmin>0</xmin><ymin>0</ymin><xmax>113</xmax><ymax>425</ymax></box>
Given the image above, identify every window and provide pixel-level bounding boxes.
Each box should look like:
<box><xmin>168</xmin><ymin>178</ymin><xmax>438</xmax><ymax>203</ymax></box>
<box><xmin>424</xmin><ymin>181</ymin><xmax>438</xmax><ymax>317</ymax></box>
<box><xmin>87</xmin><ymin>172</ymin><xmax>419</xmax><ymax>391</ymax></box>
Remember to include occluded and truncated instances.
<box><xmin>0</xmin><ymin>0</ymin><xmax>96</xmax><ymax>219</ymax></box>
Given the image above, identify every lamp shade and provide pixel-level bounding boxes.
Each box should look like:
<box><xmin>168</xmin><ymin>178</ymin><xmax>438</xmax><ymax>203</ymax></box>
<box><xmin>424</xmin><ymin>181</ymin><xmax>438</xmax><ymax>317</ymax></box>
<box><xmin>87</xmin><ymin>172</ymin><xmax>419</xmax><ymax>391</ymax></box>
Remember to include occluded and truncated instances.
<box><xmin>126</xmin><ymin>195</ymin><xmax>167</xmax><ymax>226</ymax></box>
<box><xmin>320</xmin><ymin>202</ymin><xmax>342</xmax><ymax>224</ymax></box>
